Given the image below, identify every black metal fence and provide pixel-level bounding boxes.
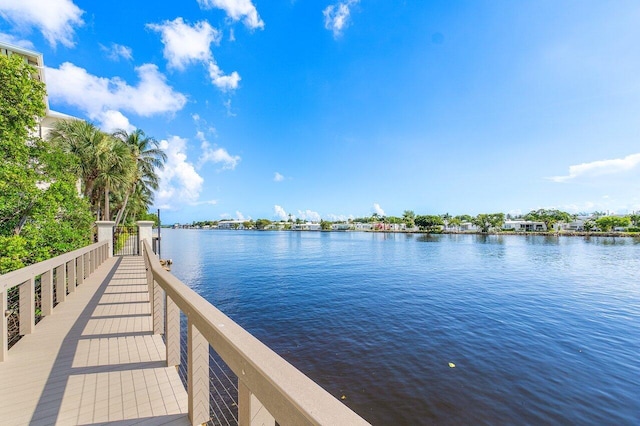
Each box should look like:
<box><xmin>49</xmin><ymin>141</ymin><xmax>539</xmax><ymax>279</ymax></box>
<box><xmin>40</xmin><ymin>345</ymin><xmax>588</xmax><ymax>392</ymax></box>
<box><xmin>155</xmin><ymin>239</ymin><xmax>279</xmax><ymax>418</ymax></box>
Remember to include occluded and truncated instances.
<box><xmin>113</xmin><ymin>226</ymin><xmax>139</xmax><ymax>256</ymax></box>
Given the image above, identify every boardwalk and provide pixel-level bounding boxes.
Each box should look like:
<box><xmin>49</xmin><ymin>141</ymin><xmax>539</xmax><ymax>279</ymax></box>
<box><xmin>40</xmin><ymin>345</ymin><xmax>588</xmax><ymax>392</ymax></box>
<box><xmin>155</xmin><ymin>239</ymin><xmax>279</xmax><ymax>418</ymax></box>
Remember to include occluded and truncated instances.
<box><xmin>0</xmin><ymin>256</ymin><xmax>189</xmax><ymax>426</ymax></box>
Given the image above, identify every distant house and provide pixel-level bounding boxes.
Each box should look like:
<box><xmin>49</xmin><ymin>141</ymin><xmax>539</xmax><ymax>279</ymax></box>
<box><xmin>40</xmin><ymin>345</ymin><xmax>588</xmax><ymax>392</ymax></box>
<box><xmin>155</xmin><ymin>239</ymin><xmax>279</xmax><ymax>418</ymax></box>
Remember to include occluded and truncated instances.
<box><xmin>503</xmin><ymin>220</ymin><xmax>546</xmax><ymax>232</ymax></box>
<box><xmin>353</xmin><ymin>222</ymin><xmax>373</xmax><ymax>231</ymax></box>
<box><xmin>218</xmin><ymin>220</ymin><xmax>245</xmax><ymax>230</ymax></box>
<box><xmin>459</xmin><ymin>222</ymin><xmax>478</xmax><ymax>232</ymax></box>
<box><xmin>292</xmin><ymin>222</ymin><xmax>321</xmax><ymax>231</ymax></box>
<box><xmin>331</xmin><ymin>223</ymin><xmax>352</xmax><ymax>231</ymax></box>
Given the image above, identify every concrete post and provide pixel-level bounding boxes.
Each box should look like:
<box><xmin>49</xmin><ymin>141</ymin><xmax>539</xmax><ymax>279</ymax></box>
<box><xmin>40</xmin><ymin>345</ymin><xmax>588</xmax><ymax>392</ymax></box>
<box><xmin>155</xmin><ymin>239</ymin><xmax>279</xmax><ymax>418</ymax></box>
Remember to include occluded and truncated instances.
<box><xmin>96</xmin><ymin>221</ymin><xmax>115</xmax><ymax>257</ymax></box>
<box><xmin>136</xmin><ymin>221</ymin><xmax>155</xmax><ymax>253</ymax></box>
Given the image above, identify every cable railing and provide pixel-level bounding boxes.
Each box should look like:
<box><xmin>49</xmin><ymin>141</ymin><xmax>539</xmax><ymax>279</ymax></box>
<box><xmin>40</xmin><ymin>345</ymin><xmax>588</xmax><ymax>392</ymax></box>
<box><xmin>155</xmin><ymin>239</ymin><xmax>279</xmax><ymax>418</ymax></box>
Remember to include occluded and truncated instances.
<box><xmin>142</xmin><ymin>239</ymin><xmax>370</xmax><ymax>426</ymax></box>
<box><xmin>0</xmin><ymin>240</ymin><xmax>110</xmax><ymax>361</ymax></box>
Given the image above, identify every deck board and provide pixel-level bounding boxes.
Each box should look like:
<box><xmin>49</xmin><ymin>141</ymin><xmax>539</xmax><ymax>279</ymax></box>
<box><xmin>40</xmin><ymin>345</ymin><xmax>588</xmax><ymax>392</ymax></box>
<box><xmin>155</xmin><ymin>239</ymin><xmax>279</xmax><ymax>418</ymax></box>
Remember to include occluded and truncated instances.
<box><xmin>0</xmin><ymin>256</ymin><xmax>189</xmax><ymax>426</ymax></box>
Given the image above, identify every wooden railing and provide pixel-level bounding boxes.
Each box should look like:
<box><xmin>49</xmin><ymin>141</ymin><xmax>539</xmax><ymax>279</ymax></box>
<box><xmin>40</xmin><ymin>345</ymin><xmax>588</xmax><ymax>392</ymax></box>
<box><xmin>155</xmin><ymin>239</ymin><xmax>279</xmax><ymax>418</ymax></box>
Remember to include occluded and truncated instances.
<box><xmin>0</xmin><ymin>241</ymin><xmax>110</xmax><ymax>362</ymax></box>
<box><xmin>142</xmin><ymin>239</ymin><xmax>370</xmax><ymax>426</ymax></box>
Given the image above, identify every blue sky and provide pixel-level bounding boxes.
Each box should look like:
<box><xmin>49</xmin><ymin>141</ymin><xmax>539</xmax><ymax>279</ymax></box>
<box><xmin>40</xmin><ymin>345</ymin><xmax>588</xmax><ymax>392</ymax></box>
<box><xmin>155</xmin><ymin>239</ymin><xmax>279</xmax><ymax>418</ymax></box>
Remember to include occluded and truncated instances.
<box><xmin>2</xmin><ymin>1</ymin><xmax>640</xmax><ymax>224</ymax></box>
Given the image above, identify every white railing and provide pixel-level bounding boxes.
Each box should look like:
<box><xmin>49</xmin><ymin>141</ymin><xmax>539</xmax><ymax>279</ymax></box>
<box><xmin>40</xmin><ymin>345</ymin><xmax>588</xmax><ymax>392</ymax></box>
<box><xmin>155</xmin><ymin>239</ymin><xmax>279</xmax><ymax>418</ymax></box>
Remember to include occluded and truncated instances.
<box><xmin>0</xmin><ymin>240</ymin><xmax>110</xmax><ymax>362</ymax></box>
<box><xmin>142</xmin><ymin>240</ymin><xmax>370</xmax><ymax>426</ymax></box>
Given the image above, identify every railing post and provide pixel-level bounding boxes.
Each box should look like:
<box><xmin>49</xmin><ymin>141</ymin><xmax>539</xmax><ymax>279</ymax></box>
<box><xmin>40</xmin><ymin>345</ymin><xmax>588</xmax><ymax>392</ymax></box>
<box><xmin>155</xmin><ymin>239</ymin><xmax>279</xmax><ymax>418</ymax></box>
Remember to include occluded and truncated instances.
<box><xmin>1</xmin><ymin>291</ymin><xmax>7</xmax><ymax>361</ymax></box>
<box><xmin>66</xmin><ymin>260</ymin><xmax>76</xmax><ymax>294</ymax></box>
<box><xmin>239</xmin><ymin>381</ymin><xmax>276</xmax><ymax>426</ymax></box>
<box><xmin>19</xmin><ymin>278</ymin><xmax>35</xmax><ymax>335</ymax></box>
<box><xmin>41</xmin><ymin>270</ymin><xmax>53</xmax><ymax>316</ymax></box>
<box><xmin>188</xmin><ymin>319</ymin><xmax>209</xmax><ymax>426</ymax></box>
<box><xmin>55</xmin><ymin>264</ymin><xmax>66</xmax><ymax>303</ymax></box>
<box><xmin>153</xmin><ymin>282</ymin><xmax>164</xmax><ymax>335</ymax></box>
<box><xmin>77</xmin><ymin>255</ymin><xmax>84</xmax><ymax>286</ymax></box>
<box><xmin>84</xmin><ymin>253</ymin><xmax>90</xmax><ymax>278</ymax></box>
<box><xmin>165</xmin><ymin>294</ymin><xmax>180</xmax><ymax>367</ymax></box>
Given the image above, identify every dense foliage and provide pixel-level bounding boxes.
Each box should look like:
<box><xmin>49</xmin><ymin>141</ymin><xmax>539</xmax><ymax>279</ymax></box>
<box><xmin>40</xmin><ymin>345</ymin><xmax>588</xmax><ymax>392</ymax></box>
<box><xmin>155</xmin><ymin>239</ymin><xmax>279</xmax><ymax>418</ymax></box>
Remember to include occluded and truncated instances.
<box><xmin>0</xmin><ymin>55</ymin><xmax>94</xmax><ymax>273</ymax></box>
<box><xmin>1</xmin><ymin>55</ymin><xmax>165</xmax><ymax>274</ymax></box>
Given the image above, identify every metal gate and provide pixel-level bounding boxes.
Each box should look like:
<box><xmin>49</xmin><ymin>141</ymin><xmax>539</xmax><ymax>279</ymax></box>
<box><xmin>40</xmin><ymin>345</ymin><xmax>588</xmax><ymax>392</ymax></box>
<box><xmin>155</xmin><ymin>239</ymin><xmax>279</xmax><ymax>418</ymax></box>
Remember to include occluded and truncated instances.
<box><xmin>113</xmin><ymin>225</ymin><xmax>139</xmax><ymax>256</ymax></box>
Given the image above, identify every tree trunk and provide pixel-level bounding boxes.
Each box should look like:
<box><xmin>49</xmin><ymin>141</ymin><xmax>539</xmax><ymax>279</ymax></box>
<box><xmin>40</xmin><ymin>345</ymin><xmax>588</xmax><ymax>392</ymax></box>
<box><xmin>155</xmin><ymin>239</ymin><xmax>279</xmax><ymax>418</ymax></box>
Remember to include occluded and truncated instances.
<box><xmin>103</xmin><ymin>183</ymin><xmax>110</xmax><ymax>221</ymax></box>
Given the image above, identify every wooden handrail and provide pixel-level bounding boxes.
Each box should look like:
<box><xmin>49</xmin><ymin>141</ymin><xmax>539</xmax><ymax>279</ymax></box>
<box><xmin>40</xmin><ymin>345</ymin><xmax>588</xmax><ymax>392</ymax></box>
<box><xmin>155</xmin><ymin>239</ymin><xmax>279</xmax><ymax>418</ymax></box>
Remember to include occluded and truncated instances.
<box><xmin>142</xmin><ymin>239</ymin><xmax>369</xmax><ymax>426</ymax></box>
<box><xmin>0</xmin><ymin>241</ymin><xmax>108</xmax><ymax>292</ymax></box>
<box><xmin>1</xmin><ymin>240</ymin><xmax>110</xmax><ymax>362</ymax></box>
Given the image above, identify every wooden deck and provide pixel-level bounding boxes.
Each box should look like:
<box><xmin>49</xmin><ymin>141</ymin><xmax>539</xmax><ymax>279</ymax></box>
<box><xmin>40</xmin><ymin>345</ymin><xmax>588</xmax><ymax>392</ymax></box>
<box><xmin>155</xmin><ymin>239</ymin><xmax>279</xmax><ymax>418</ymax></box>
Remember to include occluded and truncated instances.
<box><xmin>0</xmin><ymin>256</ymin><xmax>189</xmax><ymax>426</ymax></box>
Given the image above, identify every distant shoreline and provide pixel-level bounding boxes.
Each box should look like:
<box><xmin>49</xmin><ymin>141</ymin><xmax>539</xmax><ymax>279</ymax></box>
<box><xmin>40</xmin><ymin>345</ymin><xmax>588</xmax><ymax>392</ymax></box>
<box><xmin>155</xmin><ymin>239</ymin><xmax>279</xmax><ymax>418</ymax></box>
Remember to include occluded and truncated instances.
<box><xmin>165</xmin><ymin>227</ymin><xmax>639</xmax><ymax>238</ymax></box>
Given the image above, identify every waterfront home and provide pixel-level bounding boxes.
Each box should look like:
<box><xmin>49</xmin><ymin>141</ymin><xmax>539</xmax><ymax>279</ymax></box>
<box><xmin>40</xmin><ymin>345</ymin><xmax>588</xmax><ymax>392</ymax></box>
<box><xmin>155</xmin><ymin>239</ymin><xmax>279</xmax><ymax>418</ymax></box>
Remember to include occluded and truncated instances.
<box><xmin>354</xmin><ymin>222</ymin><xmax>374</xmax><ymax>231</ymax></box>
<box><xmin>503</xmin><ymin>220</ymin><xmax>547</xmax><ymax>232</ymax></box>
<box><xmin>331</xmin><ymin>223</ymin><xmax>353</xmax><ymax>231</ymax></box>
<box><xmin>292</xmin><ymin>222</ymin><xmax>321</xmax><ymax>231</ymax></box>
<box><xmin>218</xmin><ymin>220</ymin><xmax>246</xmax><ymax>229</ymax></box>
<box><xmin>459</xmin><ymin>222</ymin><xmax>478</xmax><ymax>232</ymax></box>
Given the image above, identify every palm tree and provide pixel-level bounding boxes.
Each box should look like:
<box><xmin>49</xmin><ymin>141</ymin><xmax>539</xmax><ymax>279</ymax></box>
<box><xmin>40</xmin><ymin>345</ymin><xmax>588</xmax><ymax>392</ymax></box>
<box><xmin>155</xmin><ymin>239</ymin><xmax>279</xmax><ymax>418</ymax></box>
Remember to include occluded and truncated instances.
<box><xmin>112</xmin><ymin>129</ymin><xmax>166</xmax><ymax>226</ymax></box>
<box><xmin>94</xmin><ymin>138</ymin><xmax>135</xmax><ymax>221</ymax></box>
<box><xmin>48</xmin><ymin>120</ymin><xmax>110</xmax><ymax>203</ymax></box>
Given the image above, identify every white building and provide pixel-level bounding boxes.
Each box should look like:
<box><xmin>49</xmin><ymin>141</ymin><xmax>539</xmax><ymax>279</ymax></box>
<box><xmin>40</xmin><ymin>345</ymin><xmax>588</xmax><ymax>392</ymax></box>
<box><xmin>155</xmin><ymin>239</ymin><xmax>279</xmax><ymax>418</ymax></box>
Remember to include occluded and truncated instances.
<box><xmin>503</xmin><ymin>220</ymin><xmax>547</xmax><ymax>232</ymax></box>
<box><xmin>218</xmin><ymin>220</ymin><xmax>246</xmax><ymax>230</ymax></box>
<box><xmin>292</xmin><ymin>222</ymin><xmax>321</xmax><ymax>231</ymax></box>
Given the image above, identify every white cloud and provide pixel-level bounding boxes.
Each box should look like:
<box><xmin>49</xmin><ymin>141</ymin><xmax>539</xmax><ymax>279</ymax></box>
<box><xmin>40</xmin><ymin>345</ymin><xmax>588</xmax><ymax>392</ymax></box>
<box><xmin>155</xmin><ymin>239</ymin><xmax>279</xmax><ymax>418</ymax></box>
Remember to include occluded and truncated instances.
<box><xmin>97</xmin><ymin>110</ymin><xmax>135</xmax><ymax>133</ymax></box>
<box><xmin>45</xmin><ymin>62</ymin><xmax>187</xmax><ymax>128</ymax></box>
<box><xmin>273</xmin><ymin>172</ymin><xmax>285</xmax><ymax>182</ymax></box>
<box><xmin>297</xmin><ymin>209</ymin><xmax>321</xmax><ymax>223</ymax></box>
<box><xmin>100</xmin><ymin>43</ymin><xmax>133</xmax><ymax>61</ymax></box>
<box><xmin>0</xmin><ymin>32</ymin><xmax>33</xmax><ymax>49</ymax></box>
<box><xmin>550</xmin><ymin>153</ymin><xmax>640</xmax><ymax>182</ymax></box>
<box><xmin>197</xmin><ymin>0</ymin><xmax>264</xmax><ymax>30</ymax></box>
<box><xmin>224</xmin><ymin>98</ymin><xmax>237</xmax><ymax>116</ymax></box>
<box><xmin>372</xmin><ymin>203</ymin><xmax>385</xmax><ymax>216</ymax></box>
<box><xmin>235</xmin><ymin>211</ymin><xmax>247</xmax><ymax>220</ymax></box>
<box><xmin>0</xmin><ymin>0</ymin><xmax>83</xmax><ymax>47</ymax></box>
<box><xmin>323</xmin><ymin>0</ymin><xmax>359</xmax><ymax>38</ymax></box>
<box><xmin>198</xmin><ymin>136</ymin><xmax>241</xmax><ymax>171</ymax></box>
<box><xmin>147</xmin><ymin>17</ymin><xmax>220</xmax><ymax>70</ymax></box>
<box><xmin>274</xmin><ymin>205</ymin><xmax>288</xmax><ymax>220</ymax></box>
<box><xmin>208</xmin><ymin>60</ymin><xmax>241</xmax><ymax>91</ymax></box>
<box><xmin>155</xmin><ymin>136</ymin><xmax>205</xmax><ymax>209</ymax></box>
<box><xmin>327</xmin><ymin>213</ymin><xmax>353</xmax><ymax>222</ymax></box>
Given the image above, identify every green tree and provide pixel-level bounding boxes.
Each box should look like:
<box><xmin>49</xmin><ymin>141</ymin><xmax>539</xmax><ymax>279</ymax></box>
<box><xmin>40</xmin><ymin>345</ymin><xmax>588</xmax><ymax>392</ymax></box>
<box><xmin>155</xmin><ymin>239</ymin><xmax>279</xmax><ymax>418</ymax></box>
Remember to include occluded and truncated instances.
<box><xmin>1</xmin><ymin>54</ymin><xmax>93</xmax><ymax>271</ymax></box>
<box><xmin>595</xmin><ymin>216</ymin><xmax>630</xmax><ymax>232</ymax></box>
<box><xmin>320</xmin><ymin>220</ymin><xmax>332</xmax><ymax>230</ymax></box>
<box><xmin>0</xmin><ymin>54</ymin><xmax>47</xmax><ymax>236</ymax></box>
<box><xmin>415</xmin><ymin>215</ymin><xmax>444</xmax><ymax>232</ymax></box>
<box><xmin>255</xmin><ymin>219</ymin><xmax>271</xmax><ymax>229</ymax></box>
<box><xmin>524</xmin><ymin>209</ymin><xmax>572</xmax><ymax>231</ymax></box>
<box><xmin>95</xmin><ymin>137</ymin><xmax>135</xmax><ymax>220</ymax></box>
<box><xmin>112</xmin><ymin>129</ymin><xmax>166</xmax><ymax>226</ymax></box>
<box><xmin>48</xmin><ymin>120</ymin><xmax>111</xmax><ymax>211</ymax></box>
<box><xmin>402</xmin><ymin>210</ymin><xmax>415</xmax><ymax>228</ymax></box>
<box><xmin>448</xmin><ymin>216</ymin><xmax>462</xmax><ymax>231</ymax></box>
<box><xmin>472</xmin><ymin>213</ymin><xmax>505</xmax><ymax>233</ymax></box>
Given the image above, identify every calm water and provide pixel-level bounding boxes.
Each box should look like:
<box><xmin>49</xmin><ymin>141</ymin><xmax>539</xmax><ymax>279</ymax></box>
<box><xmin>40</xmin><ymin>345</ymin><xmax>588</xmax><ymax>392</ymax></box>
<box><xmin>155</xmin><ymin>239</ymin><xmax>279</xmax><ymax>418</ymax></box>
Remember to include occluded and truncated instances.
<box><xmin>161</xmin><ymin>229</ymin><xmax>640</xmax><ymax>425</ymax></box>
